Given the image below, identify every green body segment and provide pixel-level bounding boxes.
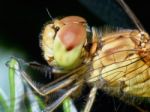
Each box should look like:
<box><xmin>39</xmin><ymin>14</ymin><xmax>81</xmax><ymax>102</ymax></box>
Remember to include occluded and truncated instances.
<box><xmin>0</xmin><ymin>92</ymin><xmax>9</xmax><ymax>112</ymax></box>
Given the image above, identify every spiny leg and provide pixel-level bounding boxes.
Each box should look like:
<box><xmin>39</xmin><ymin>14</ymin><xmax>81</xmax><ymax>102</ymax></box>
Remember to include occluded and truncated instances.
<box><xmin>16</xmin><ymin>57</ymin><xmax>87</xmax><ymax>96</ymax></box>
<box><xmin>16</xmin><ymin>57</ymin><xmax>70</xmax><ymax>77</ymax></box>
<box><xmin>83</xmin><ymin>85</ymin><xmax>97</xmax><ymax>112</ymax></box>
<box><xmin>132</xmin><ymin>104</ymin><xmax>148</xmax><ymax>112</ymax></box>
<box><xmin>43</xmin><ymin>84</ymin><xmax>80</xmax><ymax>112</ymax></box>
<box><xmin>20</xmin><ymin>70</ymin><xmax>76</xmax><ymax>96</ymax></box>
<box><xmin>19</xmin><ymin>60</ymin><xmax>68</xmax><ymax>76</ymax></box>
<box><xmin>27</xmin><ymin>61</ymin><xmax>70</xmax><ymax>74</ymax></box>
<box><xmin>27</xmin><ymin>61</ymin><xmax>53</xmax><ymax>79</ymax></box>
<box><xmin>15</xmin><ymin>58</ymin><xmax>75</xmax><ymax>96</ymax></box>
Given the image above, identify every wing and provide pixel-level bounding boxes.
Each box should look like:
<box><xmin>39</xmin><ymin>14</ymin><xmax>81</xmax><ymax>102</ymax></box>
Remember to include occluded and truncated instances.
<box><xmin>81</xmin><ymin>29</ymin><xmax>150</xmax><ymax>112</ymax></box>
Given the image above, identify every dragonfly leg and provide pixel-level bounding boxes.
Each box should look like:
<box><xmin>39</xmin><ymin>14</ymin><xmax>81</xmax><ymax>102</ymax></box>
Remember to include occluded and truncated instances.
<box><xmin>83</xmin><ymin>85</ymin><xmax>97</xmax><ymax>112</ymax></box>
<box><xmin>27</xmin><ymin>61</ymin><xmax>70</xmax><ymax>74</ymax></box>
<box><xmin>27</xmin><ymin>61</ymin><xmax>53</xmax><ymax>79</ymax></box>
<box><xmin>16</xmin><ymin>57</ymin><xmax>68</xmax><ymax>77</ymax></box>
<box><xmin>14</xmin><ymin>58</ymin><xmax>53</xmax><ymax>79</ymax></box>
<box><xmin>132</xmin><ymin>104</ymin><xmax>148</xmax><ymax>112</ymax></box>
<box><xmin>43</xmin><ymin>84</ymin><xmax>80</xmax><ymax>112</ymax></box>
<box><xmin>20</xmin><ymin>70</ymin><xmax>76</xmax><ymax>96</ymax></box>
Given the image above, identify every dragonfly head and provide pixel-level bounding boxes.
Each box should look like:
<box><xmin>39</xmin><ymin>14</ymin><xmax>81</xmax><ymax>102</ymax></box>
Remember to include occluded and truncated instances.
<box><xmin>40</xmin><ymin>16</ymin><xmax>91</xmax><ymax>70</ymax></box>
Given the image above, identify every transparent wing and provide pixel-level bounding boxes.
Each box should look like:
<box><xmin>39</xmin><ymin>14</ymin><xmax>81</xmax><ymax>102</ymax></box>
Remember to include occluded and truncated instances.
<box><xmin>2</xmin><ymin>49</ymin><xmax>149</xmax><ymax>112</ymax></box>
<box><xmin>67</xmin><ymin>49</ymin><xmax>150</xmax><ymax>110</ymax></box>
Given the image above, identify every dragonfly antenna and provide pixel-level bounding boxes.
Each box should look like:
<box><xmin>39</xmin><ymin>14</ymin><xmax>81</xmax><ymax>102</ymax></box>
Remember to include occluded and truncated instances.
<box><xmin>116</xmin><ymin>0</ymin><xmax>145</xmax><ymax>32</ymax></box>
<box><xmin>45</xmin><ymin>8</ymin><xmax>53</xmax><ymax>20</ymax></box>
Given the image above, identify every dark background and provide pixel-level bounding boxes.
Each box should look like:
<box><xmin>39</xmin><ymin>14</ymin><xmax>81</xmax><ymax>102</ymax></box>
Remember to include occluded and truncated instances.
<box><xmin>0</xmin><ymin>0</ymin><xmax>149</xmax><ymax>112</ymax></box>
<box><xmin>0</xmin><ymin>0</ymin><xmax>149</xmax><ymax>61</ymax></box>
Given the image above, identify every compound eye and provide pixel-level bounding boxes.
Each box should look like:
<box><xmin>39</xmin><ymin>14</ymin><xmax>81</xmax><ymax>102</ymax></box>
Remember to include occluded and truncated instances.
<box><xmin>56</xmin><ymin>23</ymin><xmax>86</xmax><ymax>51</ymax></box>
<box><xmin>60</xmin><ymin>16</ymin><xmax>86</xmax><ymax>24</ymax></box>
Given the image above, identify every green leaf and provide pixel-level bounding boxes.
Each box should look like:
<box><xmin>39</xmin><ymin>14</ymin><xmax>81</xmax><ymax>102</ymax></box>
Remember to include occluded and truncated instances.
<box><xmin>0</xmin><ymin>92</ymin><xmax>9</xmax><ymax>112</ymax></box>
<box><xmin>63</xmin><ymin>97</ymin><xmax>71</xmax><ymax>112</ymax></box>
<box><xmin>7</xmin><ymin>58</ymin><xmax>18</xmax><ymax>112</ymax></box>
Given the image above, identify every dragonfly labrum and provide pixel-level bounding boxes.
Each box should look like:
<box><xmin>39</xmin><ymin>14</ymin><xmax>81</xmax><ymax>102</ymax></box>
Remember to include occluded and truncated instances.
<box><xmin>2</xmin><ymin>0</ymin><xmax>150</xmax><ymax>112</ymax></box>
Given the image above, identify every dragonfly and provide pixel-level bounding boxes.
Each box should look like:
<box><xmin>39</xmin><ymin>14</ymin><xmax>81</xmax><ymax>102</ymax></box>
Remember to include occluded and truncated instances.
<box><xmin>1</xmin><ymin>0</ymin><xmax>150</xmax><ymax>112</ymax></box>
